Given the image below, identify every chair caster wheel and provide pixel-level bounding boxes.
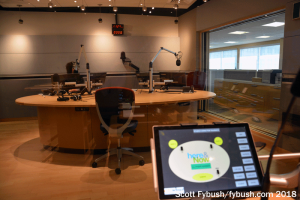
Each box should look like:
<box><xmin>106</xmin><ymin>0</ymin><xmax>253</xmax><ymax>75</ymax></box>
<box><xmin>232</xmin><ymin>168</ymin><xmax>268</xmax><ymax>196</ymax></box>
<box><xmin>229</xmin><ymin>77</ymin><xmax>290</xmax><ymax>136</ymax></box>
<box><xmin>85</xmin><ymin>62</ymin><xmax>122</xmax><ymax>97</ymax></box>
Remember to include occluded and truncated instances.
<box><xmin>115</xmin><ymin>168</ymin><xmax>121</xmax><ymax>174</ymax></box>
<box><xmin>139</xmin><ymin>160</ymin><xmax>145</xmax><ymax>166</ymax></box>
<box><xmin>92</xmin><ymin>162</ymin><xmax>97</xmax><ymax>168</ymax></box>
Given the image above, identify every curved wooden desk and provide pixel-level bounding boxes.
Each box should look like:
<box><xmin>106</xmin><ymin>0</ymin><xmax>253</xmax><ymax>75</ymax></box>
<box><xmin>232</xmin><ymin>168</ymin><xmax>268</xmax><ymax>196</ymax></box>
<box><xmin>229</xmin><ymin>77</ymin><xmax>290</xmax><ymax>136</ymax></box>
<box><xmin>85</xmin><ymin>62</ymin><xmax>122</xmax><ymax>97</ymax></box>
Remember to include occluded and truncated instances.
<box><xmin>16</xmin><ymin>89</ymin><xmax>215</xmax><ymax>152</ymax></box>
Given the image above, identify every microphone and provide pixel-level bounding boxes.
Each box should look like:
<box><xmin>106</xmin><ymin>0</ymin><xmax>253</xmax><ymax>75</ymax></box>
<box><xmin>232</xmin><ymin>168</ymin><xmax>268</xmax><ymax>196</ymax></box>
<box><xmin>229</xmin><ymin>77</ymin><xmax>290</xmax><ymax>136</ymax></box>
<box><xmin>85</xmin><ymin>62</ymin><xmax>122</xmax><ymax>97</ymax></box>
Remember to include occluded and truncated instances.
<box><xmin>176</xmin><ymin>59</ymin><xmax>181</xmax><ymax>66</ymax></box>
<box><xmin>120</xmin><ymin>52</ymin><xmax>126</xmax><ymax>61</ymax></box>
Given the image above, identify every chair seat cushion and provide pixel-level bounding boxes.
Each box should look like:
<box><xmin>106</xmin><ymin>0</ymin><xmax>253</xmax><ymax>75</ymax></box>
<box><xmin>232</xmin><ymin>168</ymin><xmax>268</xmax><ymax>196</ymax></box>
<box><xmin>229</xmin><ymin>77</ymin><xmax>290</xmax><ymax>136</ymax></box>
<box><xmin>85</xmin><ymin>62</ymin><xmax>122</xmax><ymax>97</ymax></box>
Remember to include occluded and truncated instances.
<box><xmin>100</xmin><ymin>120</ymin><xmax>138</xmax><ymax>135</ymax></box>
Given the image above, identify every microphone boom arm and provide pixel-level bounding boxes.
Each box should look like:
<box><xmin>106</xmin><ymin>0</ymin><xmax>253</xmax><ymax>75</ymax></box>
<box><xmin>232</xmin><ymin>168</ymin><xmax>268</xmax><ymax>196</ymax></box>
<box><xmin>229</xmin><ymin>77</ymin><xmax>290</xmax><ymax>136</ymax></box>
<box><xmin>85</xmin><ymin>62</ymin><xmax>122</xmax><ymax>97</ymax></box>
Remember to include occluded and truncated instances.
<box><xmin>149</xmin><ymin>47</ymin><xmax>180</xmax><ymax>93</ymax></box>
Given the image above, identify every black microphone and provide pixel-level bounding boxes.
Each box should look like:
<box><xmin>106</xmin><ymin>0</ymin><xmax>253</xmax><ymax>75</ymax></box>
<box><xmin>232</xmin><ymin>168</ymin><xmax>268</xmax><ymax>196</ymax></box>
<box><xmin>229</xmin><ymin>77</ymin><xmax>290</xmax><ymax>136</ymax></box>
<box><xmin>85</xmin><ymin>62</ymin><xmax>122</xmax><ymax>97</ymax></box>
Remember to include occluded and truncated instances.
<box><xmin>176</xmin><ymin>59</ymin><xmax>181</xmax><ymax>66</ymax></box>
<box><xmin>120</xmin><ymin>52</ymin><xmax>126</xmax><ymax>60</ymax></box>
<box><xmin>291</xmin><ymin>70</ymin><xmax>300</xmax><ymax>97</ymax></box>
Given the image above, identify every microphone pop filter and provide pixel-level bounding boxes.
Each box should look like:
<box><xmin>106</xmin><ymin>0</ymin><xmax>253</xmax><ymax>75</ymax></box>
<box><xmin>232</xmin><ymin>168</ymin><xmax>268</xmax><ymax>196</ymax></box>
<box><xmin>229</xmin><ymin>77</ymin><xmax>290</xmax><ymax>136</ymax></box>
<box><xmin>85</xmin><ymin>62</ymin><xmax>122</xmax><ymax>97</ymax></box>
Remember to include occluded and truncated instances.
<box><xmin>176</xmin><ymin>59</ymin><xmax>181</xmax><ymax>66</ymax></box>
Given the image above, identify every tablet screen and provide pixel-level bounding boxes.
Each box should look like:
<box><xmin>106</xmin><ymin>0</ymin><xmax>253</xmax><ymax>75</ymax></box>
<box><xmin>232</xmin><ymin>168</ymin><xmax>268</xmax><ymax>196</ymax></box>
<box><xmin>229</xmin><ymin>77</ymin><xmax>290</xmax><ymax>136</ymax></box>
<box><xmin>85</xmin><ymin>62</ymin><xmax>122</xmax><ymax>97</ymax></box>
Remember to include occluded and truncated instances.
<box><xmin>153</xmin><ymin>123</ymin><xmax>263</xmax><ymax>199</ymax></box>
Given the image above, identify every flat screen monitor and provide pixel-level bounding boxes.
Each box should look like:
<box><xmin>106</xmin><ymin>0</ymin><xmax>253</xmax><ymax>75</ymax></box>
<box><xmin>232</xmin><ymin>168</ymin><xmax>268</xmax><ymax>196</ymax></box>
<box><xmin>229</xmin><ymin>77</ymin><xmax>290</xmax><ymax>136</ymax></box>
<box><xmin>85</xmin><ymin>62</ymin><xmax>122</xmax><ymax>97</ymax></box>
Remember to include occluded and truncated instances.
<box><xmin>152</xmin><ymin>123</ymin><xmax>263</xmax><ymax>199</ymax></box>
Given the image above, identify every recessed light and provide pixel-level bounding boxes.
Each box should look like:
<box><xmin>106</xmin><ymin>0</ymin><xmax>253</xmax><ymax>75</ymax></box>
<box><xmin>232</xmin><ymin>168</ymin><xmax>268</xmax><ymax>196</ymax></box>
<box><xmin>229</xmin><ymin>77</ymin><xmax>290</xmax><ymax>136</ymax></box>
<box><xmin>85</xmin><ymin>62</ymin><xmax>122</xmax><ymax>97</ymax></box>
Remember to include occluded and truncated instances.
<box><xmin>54</xmin><ymin>5</ymin><xmax>56</xmax><ymax>6</ymax></box>
<box><xmin>262</xmin><ymin>22</ymin><xmax>285</xmax><ymax>27</ymax></box>
<box><xmin>77</xmin><ymin>6</ymin><xmax>79</xmax><ymax>7</ymax></box>
<box><xmin>140</xmin><ymin>4</ymin><xmax>143</xmax><ymax>5</ymax></box>
<box><xmin>229</xmin><ymin>31</ymin><xmax>249</xmax><ymax>34</ymax></box>
<box><xmin>152</xmin><ymin>7</ymin><xmax>154</xmax><ymax>9</ymax></box>
<box><xmin>37</xmin><ymin>0</ymin><xmax>40</xmax><ymax>1</ymax></box>
<box><xmin>74</xmin><ymin>1</ymin><xmax>77</xmax><ymax>2</ymax></box>
<box><xmin>256</xmin><ymin>36</ymin><xmax>271</xmax><ymax>38</ymax></box>
<box><xmin>224</xmin><ymin>41</ymin><xmax>237</xmax><ymax>44</ymax></box>
<box><xmin>149</xmin><ymin>11</ymin><xmax>151</xmax><ymax>13</ymax></box>
<box><xmin>109</xmin><ymin>0</ymin><xmax>111</xmax><ymax>1</ymax></box>
<box><xmin>109</xmin><ymin>5</ymin><xmax>111</xmax><ymax>6</ymax></box>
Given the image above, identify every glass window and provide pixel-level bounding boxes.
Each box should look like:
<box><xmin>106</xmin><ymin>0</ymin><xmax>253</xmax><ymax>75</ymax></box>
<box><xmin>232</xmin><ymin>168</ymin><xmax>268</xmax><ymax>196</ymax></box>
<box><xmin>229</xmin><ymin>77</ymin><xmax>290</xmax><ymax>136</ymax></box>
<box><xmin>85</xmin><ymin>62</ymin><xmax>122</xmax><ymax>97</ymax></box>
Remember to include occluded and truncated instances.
<box><xmin>209</xmin><ymin>52</ymin><xmax>222</xmax><ymax>69</ymax></box>
<box><xmin>209</xmin><ymin>50</ymin><xmax>237</xmax><ymax>69</ymax></box>
<box><xmin>222</xmin><ymin>50</ymin><xmax>237</xmax><ymax>69</ymax></box>
<box><xmin>259</xmin><ymin>45</ymin><xmax>280</xmax><ymax>70</ymax></box>
<box><xmin>239</xmin><ymin>47</ymin><xmax>258</xmax><ymax>70</ymax></box>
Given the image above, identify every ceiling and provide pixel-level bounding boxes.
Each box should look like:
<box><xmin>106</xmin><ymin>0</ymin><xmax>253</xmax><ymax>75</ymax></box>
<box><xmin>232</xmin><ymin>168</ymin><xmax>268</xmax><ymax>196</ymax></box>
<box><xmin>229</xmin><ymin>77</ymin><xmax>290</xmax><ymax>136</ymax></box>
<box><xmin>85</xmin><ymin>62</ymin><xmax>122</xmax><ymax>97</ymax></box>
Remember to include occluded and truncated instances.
<box><xmin>0</xmin><ymin>0</ymin><xmax>202</xmax><ymax>16</ymax></box>
<box><xmin>0</xmin><ymin>0</ymin><xmax>196</xmax><ymax>8</ymax></box>
<box><xmin>210</xmin><ymin>12</ymin><xmax>285</xmax><ymax>49</ymax></box>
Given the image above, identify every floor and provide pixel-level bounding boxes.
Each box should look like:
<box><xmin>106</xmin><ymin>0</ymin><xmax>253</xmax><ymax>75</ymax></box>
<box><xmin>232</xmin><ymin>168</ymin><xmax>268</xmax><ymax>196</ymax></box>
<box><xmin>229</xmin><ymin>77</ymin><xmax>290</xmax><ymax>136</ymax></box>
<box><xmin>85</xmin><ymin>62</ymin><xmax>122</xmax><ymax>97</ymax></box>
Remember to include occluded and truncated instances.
<box><xmin>0</xmin><ymin>118</ymin><xmax>299</xmax><ymax>200</ymax></box>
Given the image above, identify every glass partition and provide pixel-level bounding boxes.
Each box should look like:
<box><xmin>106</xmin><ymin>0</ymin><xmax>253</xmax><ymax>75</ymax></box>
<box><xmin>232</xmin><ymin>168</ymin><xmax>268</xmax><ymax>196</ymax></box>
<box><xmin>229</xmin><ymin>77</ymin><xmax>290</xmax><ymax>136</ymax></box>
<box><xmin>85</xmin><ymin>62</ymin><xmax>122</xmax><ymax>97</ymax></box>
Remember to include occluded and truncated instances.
<box><xmin>207</xmin><ymin>11</ymin><xmax>285</xmax><ymax>135</ymax></box>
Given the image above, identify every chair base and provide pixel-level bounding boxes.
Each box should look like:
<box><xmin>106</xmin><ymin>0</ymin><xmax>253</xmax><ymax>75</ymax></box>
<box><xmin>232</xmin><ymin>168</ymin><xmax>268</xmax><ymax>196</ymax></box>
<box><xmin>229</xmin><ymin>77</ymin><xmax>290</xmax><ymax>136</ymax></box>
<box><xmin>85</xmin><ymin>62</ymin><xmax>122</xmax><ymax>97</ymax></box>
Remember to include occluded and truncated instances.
<box><xmin>92</xmin><ymin>144</ymin><xmax>144</xmax><ymax>174</ymax></box>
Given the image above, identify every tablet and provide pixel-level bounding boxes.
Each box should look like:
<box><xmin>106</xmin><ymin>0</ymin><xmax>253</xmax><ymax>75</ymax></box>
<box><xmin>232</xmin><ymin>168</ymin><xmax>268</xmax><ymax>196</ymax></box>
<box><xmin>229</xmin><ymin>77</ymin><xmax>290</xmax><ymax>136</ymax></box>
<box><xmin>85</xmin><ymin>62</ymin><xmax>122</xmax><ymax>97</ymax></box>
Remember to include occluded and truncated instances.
<box><xmin>151</xmin><ymin>123</ymin><xmax>263</xmax><ymax>199</ymax></box>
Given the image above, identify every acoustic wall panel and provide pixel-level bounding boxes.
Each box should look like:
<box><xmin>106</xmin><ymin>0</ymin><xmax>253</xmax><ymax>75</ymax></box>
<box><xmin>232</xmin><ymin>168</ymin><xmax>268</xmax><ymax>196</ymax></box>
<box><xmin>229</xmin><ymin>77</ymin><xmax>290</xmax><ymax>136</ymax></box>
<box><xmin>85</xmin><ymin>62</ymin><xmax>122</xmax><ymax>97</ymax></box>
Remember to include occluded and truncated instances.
<box><xmin>0</xmin><ymin>35</ymin><xmax>180</xmax><ymax>75</ymax></box>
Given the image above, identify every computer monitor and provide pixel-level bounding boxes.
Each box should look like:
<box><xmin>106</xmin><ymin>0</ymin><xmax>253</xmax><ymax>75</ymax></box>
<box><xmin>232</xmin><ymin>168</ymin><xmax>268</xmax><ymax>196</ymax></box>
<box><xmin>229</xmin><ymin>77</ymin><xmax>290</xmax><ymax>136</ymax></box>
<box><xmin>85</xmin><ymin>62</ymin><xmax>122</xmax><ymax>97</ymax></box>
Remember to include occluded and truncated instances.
<box><xmin>151</xmin><ymin>123</ymin><xmax>263</xmax><ymax>199</ymax></box>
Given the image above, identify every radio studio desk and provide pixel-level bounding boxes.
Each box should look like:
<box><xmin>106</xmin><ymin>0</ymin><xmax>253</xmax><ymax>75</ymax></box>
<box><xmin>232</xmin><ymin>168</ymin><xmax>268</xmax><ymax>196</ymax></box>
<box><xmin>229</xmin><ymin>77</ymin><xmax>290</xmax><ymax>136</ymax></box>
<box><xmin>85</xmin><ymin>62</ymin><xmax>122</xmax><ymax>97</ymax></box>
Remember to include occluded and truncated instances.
<box><xmin>15</xmin><ymin>89</ymin><xmax>216</xmax><ymax>152</ymax></box>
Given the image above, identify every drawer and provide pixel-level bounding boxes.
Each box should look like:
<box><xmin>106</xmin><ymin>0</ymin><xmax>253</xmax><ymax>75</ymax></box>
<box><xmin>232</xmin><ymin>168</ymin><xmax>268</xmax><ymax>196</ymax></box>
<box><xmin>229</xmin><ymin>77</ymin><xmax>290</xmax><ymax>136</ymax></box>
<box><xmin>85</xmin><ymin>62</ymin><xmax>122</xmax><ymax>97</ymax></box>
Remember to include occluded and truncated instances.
<box><xmin>269</xmin><ymin>97</ymin><xmax>281</xmax><ymax>109</ymax></box>
<box><xmin>243</xmin><ymin>84</ymin><xmax>266</xmax><ymax>96</ymax></box>
<box><xmin>214</xmin><ymin>80</ymin><xmax>224</xmax><ymax>88</ymax></box>
<box><xmin>214</xmin><ymin>95</ymin><xmax>228</xmax><ymax>105</ymax></box>
<box><xmin>226</xmin><ymin>82</ymin><xmax>244</xmax><ymax>93</ymax></box>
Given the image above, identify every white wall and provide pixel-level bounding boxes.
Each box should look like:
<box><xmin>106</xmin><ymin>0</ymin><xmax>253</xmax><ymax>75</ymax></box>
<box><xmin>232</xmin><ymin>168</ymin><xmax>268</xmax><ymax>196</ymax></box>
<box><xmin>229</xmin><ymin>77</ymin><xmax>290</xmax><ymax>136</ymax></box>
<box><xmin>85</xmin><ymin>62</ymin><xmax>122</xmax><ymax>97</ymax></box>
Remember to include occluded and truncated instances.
<box><xmin>0</xmin><ymin>11</ymin><xmax>180</xmax><ymax>75</ymax></box>
<box><xmin>178</xmin><ymin>8</ymin><xmax>197</xmax><ymax>71</ymax></box>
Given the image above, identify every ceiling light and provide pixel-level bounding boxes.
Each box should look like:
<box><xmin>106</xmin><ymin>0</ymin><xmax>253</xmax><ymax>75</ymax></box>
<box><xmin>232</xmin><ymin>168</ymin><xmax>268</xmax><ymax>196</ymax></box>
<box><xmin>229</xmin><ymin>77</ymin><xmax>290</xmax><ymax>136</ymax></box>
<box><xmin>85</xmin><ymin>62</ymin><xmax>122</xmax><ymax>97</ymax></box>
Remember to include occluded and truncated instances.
<box><xmin>256</xmin><ymin>36</ymin><xmax>271</xmax><ymax>38</ymax></box>
<box><xmin>77</xmin><ymin>6</ymin><xmax>80</xmax><ymax>7</ymax></box>
<box><xmin>113</xmin><ymin>6</ymin><xmax>117</xmax><ymax>12</ymax></box>
<box><xmin>109</xmin><ymin>5</ymin><xmax>111</xmax><ymax>6</ymax></box>
<box><xmin>174</xmin><ymin>4</ymin><xmax>178</xmax><ymax>9</ymax></box>
<box><xmin>203</xmin><ymin>0</ymin><xmax>207</xmax><ymax>2</ymax></box>
<box><xmin>74</xmin><ymin>1</ymin><xmax>77</xmax><ymax>2</ymax></box>
<box><xmin>140</xmin><ymin>4</ymin><xmax>143</xmax><ymax>5</ymax></box>
<box><xmin>262</xmin><ymin>22</ymin><xmax>285</xmax><ymax>27</ymax></box>
<box><xmin>109</xmin><ymin>0</ymin><xmax>111</xmax><ymax>1</ymax></box>
<box><xmin>149</xmin><ymin>11</ymin><xmax>151</xmax><ymax>13</ymax></box>
<box><xmin>48</xmin><ymin>1</ymin><xmax>53</xmax><ymax>8</ymax></box>
<box><xmin>224</xmin><ymin>41</ymin><xmax>237</xmax><ymax>43</ymax></box>
<box><xmin>229</xmin><ymin>31</ymin><xmax>249</xmax><ymax>34</ymax></box>
<box><xmin>81</xmin><ymin>4</ymin><xmax>85</xmax><ymax>11</ymax></box>
<box><xmin>37</xmin><ymin>0</ymin><xmax>40</xmax><ymax>1</ymax></box>
<box><xmin>143</xmin><ymin>6</ymin><xmax>147</xmax><ymax>12</ymax></box>
<box><xmin>152</xmin><ymin>7</ymin><xmax>154</xmax><ymax>9</ymax></box>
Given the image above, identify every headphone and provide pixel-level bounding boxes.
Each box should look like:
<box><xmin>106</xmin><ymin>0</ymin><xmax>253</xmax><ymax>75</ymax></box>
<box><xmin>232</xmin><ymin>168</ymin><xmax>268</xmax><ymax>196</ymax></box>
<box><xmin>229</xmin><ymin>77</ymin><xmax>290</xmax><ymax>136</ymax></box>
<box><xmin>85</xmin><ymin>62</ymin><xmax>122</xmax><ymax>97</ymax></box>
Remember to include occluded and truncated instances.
<box><xmin>70</xmin><ymin>95</ymin><xmax>81</xmax><ymax>101</ymax></box>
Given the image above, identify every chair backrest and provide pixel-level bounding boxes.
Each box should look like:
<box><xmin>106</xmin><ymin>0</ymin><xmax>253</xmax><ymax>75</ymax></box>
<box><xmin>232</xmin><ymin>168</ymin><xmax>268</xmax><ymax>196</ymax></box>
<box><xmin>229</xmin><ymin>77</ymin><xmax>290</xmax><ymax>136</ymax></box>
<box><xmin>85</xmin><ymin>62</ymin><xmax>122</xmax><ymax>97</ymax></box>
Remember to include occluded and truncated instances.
<box><xmin>95</xmin><ymin>87</ymin><xmax>135</xmax><ymax>126</ymax></box>
<box><xmin>187</xmin><ymin>71</ymin><xmax>206</xmax><ymax>90</ymax></box>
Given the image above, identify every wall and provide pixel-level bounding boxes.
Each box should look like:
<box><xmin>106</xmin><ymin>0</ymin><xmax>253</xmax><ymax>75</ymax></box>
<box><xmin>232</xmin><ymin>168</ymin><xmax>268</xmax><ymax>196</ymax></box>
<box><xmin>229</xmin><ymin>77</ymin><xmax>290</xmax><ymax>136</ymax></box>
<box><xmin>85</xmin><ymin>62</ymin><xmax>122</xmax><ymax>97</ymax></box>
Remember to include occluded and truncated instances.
<box><xmin>178</xmin><ymin>8</ymin><xmax>197</xmax><ymax>71</ymax></box>
<box><xmin>0</xmin><ymin>11</ymin><xmax>180</xmax><ymax>119</ymax></box>
<box><xmin>0</xmin><ymin>11</ymin><xmax>180</xmax><ymax>75</ymax></box>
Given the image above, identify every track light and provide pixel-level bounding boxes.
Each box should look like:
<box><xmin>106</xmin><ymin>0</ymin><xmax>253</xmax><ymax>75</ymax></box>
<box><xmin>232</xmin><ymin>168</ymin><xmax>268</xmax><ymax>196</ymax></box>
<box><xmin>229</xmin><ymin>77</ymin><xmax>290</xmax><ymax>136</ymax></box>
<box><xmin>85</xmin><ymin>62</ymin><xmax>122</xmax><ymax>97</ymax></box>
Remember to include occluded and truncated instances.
<box><xmin>18</xmin><ymin>5</ymin><xmax>23</xmax><ymax>24</ymax></box>
<box><xmin>113</xmin><ymin>6</ymin><xmax>117</xmax><ymax>12</ymax></box>
<box><xmin>48</xmin><ymin>1</ymin><xmax>53</xmax><ymax>8</ymax></box>
<box><xmin>98</xmin><ymin>4</ymin><xmax>102</xmax><ymax>23</ymax></box>
<box><xmin>81</xmin><ymin>4</ymin><xmax>85</xmax><ymax>11</ymax></box>
<box><xmin>142</xmin><ymin>0</ymin><xmax>147</xmax><ymax>12</ymax></box>
<box><xmin>174</xmin><ymin>4</ymin><xmax>178</xmax><ymax>9</ymax></box>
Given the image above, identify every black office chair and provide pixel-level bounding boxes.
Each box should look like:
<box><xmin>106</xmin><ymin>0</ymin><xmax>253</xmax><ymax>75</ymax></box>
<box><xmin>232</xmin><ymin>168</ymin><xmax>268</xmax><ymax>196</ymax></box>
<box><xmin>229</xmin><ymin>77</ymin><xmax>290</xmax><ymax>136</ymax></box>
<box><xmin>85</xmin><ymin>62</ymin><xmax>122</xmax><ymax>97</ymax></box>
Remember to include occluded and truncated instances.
<box><xmin>92</xmin><ymin>87</ymin><xmax>144</xmax><ymax>174</ymax></box>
